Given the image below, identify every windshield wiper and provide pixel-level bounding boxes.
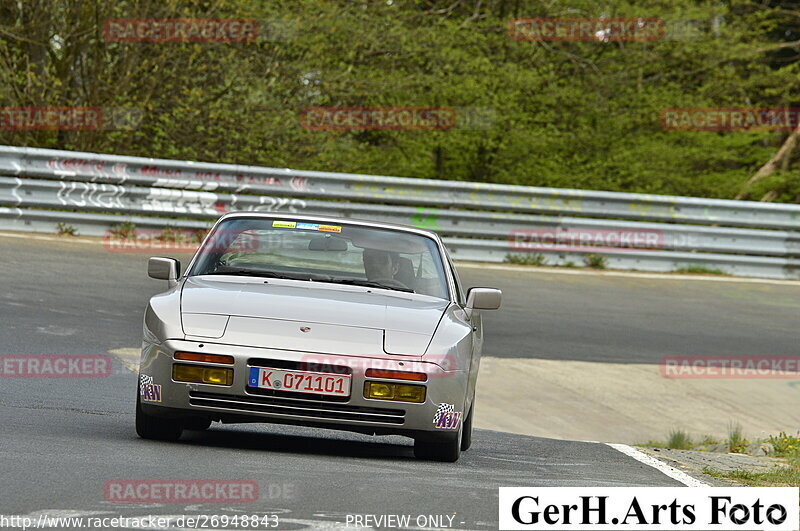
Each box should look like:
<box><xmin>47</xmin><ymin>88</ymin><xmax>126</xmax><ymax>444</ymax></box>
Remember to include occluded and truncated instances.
<box><xmin>202</xmin><ymin>267</ymin><xmax>304</xmax><ymax>281</ymax></box>
<box><xmin>321</xmin><ymin>278</ymin><xmax>414</xmax><ymax>293</ymax></box>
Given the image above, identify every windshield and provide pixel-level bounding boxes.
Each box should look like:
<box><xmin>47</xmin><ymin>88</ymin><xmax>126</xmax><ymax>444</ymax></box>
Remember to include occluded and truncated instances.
<box><xmin>189</xmin><ymin>218</ymin><xmax>450</xmax><ymax>299</ymax></box>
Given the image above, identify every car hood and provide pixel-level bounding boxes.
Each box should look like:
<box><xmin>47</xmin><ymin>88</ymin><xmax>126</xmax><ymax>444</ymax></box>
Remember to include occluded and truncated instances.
<box><xmin>180</xmin><ymin>276</ymin><xmax>449</xmax><ymax>356</ymax></box>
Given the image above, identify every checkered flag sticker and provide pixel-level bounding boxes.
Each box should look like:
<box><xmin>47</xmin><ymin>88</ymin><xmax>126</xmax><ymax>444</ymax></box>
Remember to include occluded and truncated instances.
<box><xmin>433</xmin><ymin>403</ymin><xmax>455</xmax><ymax>425</ymax></box>
<box><xmin>139</xmin><ymin>374</ymin><xmax>153</xmax><ymax>387</ymax></box>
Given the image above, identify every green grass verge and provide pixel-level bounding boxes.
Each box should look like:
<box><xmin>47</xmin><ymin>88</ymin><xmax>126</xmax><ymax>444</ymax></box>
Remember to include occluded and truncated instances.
<box><xmin>638</xmin><ymin>431</ymin><xmax>719</xmax><ymax>450</ymax></box>
<box><xmin>672</xmin><ymin>265</ymin><xmax>727</xmax><ymax>275</ymax></box>
<box><xmin>703</xmin><ymin>459</ymin><xmax>800</xmax><ymax>486</ymax></box>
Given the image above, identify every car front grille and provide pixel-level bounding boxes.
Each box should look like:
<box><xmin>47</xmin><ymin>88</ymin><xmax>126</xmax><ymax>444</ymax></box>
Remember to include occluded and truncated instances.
<box><xmin>188</xmin><ymin>391</ymin><xmax>406</xmax><ymax>425</ymax></box>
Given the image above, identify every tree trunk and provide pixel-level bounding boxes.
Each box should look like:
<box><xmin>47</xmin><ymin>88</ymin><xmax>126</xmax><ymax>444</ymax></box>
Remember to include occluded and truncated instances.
<box><xmin>736</xmin><ymin>126</ymin><xmax>800</xmax><ymax>199</ymax></box>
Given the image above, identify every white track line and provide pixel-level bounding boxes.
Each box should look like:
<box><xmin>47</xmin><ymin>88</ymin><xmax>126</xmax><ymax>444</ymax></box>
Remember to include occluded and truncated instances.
<box><xmin>0</xmin><ymin>231</ymin><xmax>101</xmax><ymax>245</ymax></box>
<box><xmin>607</xmin><ymin>443</ymin><xmax>709</xmax><ymax>487</ymax></box>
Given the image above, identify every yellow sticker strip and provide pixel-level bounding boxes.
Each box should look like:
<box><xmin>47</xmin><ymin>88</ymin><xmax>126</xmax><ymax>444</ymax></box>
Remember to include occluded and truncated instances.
<box><xmin>272</xmin><ymin>221</ymin><xmax>297</xmax><ymax>228</ymax></box>
<box><xmin>318</xmin><ymin>225</ymin><xmax>342</xmax><ymax>233</ymax></box>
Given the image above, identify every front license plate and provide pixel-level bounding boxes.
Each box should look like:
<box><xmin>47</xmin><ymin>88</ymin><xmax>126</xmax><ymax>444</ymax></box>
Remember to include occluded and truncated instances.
<box><xmin>248</xmin><ymin>367</ymin><xmax>351</xmax><ymax>397</ymax></box>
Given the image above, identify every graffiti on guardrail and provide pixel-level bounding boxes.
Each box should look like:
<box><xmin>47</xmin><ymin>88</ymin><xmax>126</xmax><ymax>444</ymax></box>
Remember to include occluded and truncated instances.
<box><xmin>42</xmin><ymin>158</ymin><xmax>310</xmax><ymax>193</ymax></box>
<box><xmin>47</xmin><ymin>158</ymin><xmax>123</xmax><ymax>176</ymax></box>
<box><xmin>411</xmin><ymin>208</ymin><xmax>440</xmax><ymax>230</ymax></box>
<box><xmin>56</xmin><ymin>182</ymin><xmax>127</xmax><ymax>209</ymax></box>
<box><xmin>3</xmin><ymin>145</ymin><xmax>800</xmax><ymax>280</ymax></box>
<box><xmin>151</xmin><ymin>173</ymin><xmax>309</xmax><ymax>192</ymax></box>
<box><xmin>48</xmin><ymin>181</ymin><xmax>307</xmax><ymax>215</ymax></box>
<box><xmin>627</xmin><ymin>199</ymin><xmax>678</xmax><ymax>219</ymax></box>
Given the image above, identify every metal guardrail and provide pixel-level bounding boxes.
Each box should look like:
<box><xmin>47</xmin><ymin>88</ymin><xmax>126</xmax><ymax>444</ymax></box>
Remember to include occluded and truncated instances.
<box><xmin>0</xmin><ymin>145</ymin><xmax>799</xmax><ymax>279</ymax></box>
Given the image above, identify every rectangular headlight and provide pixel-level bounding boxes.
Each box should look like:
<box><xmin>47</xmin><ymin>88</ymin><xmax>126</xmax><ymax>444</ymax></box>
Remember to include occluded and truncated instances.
<box><xmin>363</xmin><ymin>381</ymin><xmax>426</xmax><ymax>403</ymax></box>
<box><xmin>173</xmin><ymin>363</ymin><xmax>233</xmax><ymax>386</ymax></box>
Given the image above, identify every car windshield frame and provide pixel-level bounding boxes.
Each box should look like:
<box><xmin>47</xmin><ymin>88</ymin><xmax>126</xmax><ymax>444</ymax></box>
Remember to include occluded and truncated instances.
<box><xmin>184</xmin><ymin>215</ymin><xmax>455</xmax><ymax>301</ymax></box>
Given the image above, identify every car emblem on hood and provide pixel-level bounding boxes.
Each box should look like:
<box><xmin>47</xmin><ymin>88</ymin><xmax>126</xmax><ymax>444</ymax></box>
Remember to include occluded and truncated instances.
<box><xmin>300</xmin><ymin>326</ymin><xmax>311</xmax><ymax>333</ymax></box>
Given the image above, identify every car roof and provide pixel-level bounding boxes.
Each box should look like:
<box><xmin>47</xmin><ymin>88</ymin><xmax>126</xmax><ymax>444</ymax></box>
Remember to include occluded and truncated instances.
<box><xmin>218</xmin><ymin>211</ymin><xmax>443</xmax><ymax>243</ymax></box>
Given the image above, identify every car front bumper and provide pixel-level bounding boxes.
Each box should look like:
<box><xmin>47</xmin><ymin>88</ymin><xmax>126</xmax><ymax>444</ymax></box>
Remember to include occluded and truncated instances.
<box><xmin>138</xmin><ymin>339</ymin><xmax>468</xmax><ymax>439</ymax></box>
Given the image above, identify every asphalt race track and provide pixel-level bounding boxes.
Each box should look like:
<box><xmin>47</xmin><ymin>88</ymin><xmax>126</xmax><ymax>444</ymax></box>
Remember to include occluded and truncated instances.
<box><xmin>5</xmin><ymin>234</ymin><xmax>799</xmax><ymax>529</ymax></box>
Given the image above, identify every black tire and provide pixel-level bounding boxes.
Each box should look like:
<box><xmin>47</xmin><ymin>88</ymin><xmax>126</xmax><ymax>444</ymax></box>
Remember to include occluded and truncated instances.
<box><xmin>135</xmin><ymin>391</ymin><xmax>183</xmax><ymax>441</ymax></box>
<box><xmin>414</xmin><ymin>434</ymin><xmax>461</xmax><ymax>462</ymax></box>
<box><xmin>460</xmin><ymin>403</ymin><xmax>474</xmax><ymax>451</ymax></box>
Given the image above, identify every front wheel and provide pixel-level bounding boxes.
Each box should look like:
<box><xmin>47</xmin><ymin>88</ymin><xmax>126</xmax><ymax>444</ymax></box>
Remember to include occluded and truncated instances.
<box><xmin>460</xmin><ymin>403</ymin><xmax>474</xmax><ymax>451</ymax></box>
<box><xmin>135</xmin><ymin>391</ymin><xmax>183</xmax><ymax>441</ymax></box>
<box><xmin>414</xmin><ymin>425</ymin><xmax>462</xmax><ymax>462</ymax></box>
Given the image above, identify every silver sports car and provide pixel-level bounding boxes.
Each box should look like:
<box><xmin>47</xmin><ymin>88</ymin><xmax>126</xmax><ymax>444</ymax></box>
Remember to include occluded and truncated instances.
<box><xmin>137</xmin><ymin>213</ymin><xmax>501</xmax><ymax>461</ymax></box>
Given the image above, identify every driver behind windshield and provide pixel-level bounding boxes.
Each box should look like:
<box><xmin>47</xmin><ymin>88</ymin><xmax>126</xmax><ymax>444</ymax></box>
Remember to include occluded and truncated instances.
<box><xmin>362</xmin><ymin>249</ymin><xmax>399</xmax><ymax>282</ymax></box>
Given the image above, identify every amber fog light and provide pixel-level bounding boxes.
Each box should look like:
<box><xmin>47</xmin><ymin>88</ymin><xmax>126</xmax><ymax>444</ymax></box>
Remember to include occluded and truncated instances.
<box><xmin>173</xmin><ymin>364</ymin><xmax>233</xmax><ymax>385</ymax></box>
<box><xmin>363</xmin><ymin>381</ymin><xmax>426</xmax><ymax>403</ymax></box>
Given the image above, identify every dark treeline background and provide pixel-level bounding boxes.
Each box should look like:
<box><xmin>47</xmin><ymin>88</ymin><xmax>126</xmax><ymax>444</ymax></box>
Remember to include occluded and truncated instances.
<box><xmin>1</xmin><ymin>0</ymin><xmax>800</xmax><ymax>202</ymax></box>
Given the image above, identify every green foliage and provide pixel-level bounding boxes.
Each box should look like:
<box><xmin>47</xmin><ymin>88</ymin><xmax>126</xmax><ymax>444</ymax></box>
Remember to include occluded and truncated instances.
<box><xmin>698</xmin><ymin>434</ymin><xmax>720</xmax><ymax>446</ymax></box>
<box><xmin>673</xmin><ymin>265</ymin><xmax>727</xmax><ymax>275</ymax></box>
<box><xmin>703</xmin><ymin>461</ymin><xmax>800</xmax><ymax>487</ymax></box>
<box><xmin>667</xmin><ymin>429</ymin><xmax>694</xmax><ymax>450</ymax></box>
<box><xmin>56</xmin><ymin>222</ymin><xmax>77</xmax><ymax>236</ymax></box>
<box><xmin>583</xmin><ymin>253</ymin><xmax>607</xmax><ymax>269</ymax></box>
<box><xmin>108</xmin><ymin>222</ymin><xmax>137</xmax><ymax>240</ymax></box>
<box><xmin>504</xmin><ymin>253</ymin><xmax>546</xmax><ymax>266</ymax></box>
<box><xmin>1</xmin><ymin>1</ymin><xmax>799</xmax><ymax>201</ymax></box>
<box><xmin>767</xmin><ymin>431</ymin><xmax>800</xmax><ymax>458</ymax></box>
<box><xmin>727</xmin><ymin>422</ymin><xmax>748</xmax><ymax>454</ymax></box>
<box><xmin>748</xmin><ymin>171</ymin><xmax>800</xmax><ymax>202</ymax></box>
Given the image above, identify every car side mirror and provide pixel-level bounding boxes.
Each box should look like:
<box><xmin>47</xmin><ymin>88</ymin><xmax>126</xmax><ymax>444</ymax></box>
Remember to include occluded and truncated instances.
<box><xmin>465</xmin><ymin>287</ymin><xmax>502</xmax><ymax>318</ymax></box>
<box><xmin>148</xmin><ymin>257</ymin><xmax>180</xmax><ymax>288</ymax></box>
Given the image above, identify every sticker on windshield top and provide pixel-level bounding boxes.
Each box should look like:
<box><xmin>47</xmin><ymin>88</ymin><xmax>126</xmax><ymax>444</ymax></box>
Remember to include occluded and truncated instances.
<box><xmin>296</xmin><ymin>222</ymin><xmax>319</xmax><ymax>230</ymax></box>
<box><xmin>272</xmin><ymin>221</ymin><xmax>296</xmax><ymax>229</ymax></box>
<box><xmin>272</xmin><ymin>220</ymin><xmax>342</xmax><ymax>233</ymax></box>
